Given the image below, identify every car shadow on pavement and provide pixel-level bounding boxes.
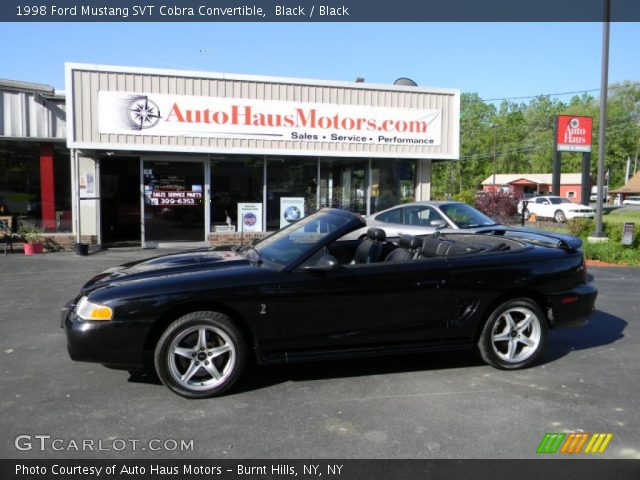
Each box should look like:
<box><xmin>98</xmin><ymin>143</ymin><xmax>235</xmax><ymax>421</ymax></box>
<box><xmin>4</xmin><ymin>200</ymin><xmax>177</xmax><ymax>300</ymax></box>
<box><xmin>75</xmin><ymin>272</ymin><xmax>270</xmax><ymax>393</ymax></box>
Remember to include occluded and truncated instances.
<box><xmin>543</xmin><ymin>309</ymin><xmax>627</xmax><ymax>364</ymax></box>
<box><xmin>125</xmin><ymin>350</ymin><xmax>486</xmax><ymax>394</ymax></box>
<box><xmin>235</xmin><ymin>349</ymin><xmax>485</xmax><ymax>395</ymax></box>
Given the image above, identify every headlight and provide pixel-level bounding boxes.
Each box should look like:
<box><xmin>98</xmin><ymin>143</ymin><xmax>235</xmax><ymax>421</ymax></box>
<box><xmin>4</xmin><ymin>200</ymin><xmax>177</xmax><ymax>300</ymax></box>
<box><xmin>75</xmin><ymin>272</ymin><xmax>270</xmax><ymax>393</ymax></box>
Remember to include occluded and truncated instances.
<box><xmin>76</xmin><ymin>296</ymin><xmax>113</xmax><ymax>321</ymax></box>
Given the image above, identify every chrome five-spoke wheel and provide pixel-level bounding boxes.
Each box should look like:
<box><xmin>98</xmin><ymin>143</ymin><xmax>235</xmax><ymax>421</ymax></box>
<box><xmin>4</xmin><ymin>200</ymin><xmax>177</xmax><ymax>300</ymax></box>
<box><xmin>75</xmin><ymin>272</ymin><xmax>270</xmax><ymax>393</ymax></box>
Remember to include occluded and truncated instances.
<box><xmin>155</xmin><ymin>312</ymin><xmax>246</xmax><ymax>398</ymax></box>
<box><xmin>168</xmin><ymin>325</ymin><xmax>235</xmax><ymax>391</ymax></box>
<box><xmin>478</xmin><ymin>298</ymin><xmax>548</xmax><ymax>369</ymax></box>
<box><xmin>490</xmin><ymin>307</ymin><xmax>541</xmax><ymax>363</ymax></box>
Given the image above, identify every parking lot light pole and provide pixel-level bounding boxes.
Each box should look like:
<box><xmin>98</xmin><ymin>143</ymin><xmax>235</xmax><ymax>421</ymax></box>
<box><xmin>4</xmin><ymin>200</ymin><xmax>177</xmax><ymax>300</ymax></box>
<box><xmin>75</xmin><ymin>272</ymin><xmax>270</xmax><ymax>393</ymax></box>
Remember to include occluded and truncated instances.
<box><xmin>594</xmin><ymin>0</ymin><xmax>610</xmax><ymax>238</ymax></box>
<box><xmin>492</xmin><ymin>124</ymin><xmax>497</xmax><ymax>191</ymax></box>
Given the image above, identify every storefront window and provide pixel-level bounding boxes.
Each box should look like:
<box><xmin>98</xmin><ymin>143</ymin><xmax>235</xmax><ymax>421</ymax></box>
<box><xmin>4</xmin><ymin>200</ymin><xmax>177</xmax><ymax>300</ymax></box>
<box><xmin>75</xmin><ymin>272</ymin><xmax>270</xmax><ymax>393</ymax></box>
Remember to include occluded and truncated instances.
<box><xmin>319</xmin><ymin>158</ymin><xmax>368</xmax><ymax>215</ymax></box>
<box><xmin>210</xmin><ymin>156</ymin><xmax>264</xmax><ymax>232</ymax></box>
<box><xmin>370</xmin><ymin>159</ymin><xmax>416</xmax><ymax>213</ymax></box>
<box><xmin>0</xmin><ymin>141</ymin><xmax>71</xmax><ymax>232</ymax></box>
<box><xmin>266</xmin><ymin>157</ymin><xmax>318</xmax><ymax>231</ymax></box>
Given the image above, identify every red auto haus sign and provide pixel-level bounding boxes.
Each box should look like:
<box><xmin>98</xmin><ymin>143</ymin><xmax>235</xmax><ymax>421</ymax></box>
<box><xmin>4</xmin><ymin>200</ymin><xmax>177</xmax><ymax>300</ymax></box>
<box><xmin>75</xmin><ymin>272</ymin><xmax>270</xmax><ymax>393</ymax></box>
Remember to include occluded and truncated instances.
<box><xmin>556</xmin><ymin>115</ymin><xmax>592</xmax><ymax>152</ymax></box>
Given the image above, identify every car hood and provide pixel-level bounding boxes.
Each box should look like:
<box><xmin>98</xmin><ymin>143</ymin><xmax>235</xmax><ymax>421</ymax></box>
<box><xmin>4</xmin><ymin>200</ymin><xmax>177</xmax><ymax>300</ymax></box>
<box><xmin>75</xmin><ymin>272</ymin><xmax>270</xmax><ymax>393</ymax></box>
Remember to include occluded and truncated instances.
<box><xmin>81</xmin><ymin>248</ymin><xmax>251</xmax><ymax>294</ymax></box>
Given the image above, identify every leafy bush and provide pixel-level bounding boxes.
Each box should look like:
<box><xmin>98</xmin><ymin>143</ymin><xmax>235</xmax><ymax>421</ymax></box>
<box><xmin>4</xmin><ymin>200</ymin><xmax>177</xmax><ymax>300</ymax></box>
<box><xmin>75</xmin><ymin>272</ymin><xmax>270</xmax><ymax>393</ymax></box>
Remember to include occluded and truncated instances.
<box><xmin>474</xmin><ymin>191</ymin><xmax>518</xmax><ymax>224</ymax></box>
<box><xmin>453</xmin><ymin>189</ymin><xmax>476</xmax><ymax>206</ymax></box>
<box><xmin>566</xmin><ymin>218</ymin><xmax>595</xmax><ymax>238</ymax></box>
<box><xmin>583</xmin><ymin>240</ymin><xmax>640</xmax><ymax>266</ymax></box>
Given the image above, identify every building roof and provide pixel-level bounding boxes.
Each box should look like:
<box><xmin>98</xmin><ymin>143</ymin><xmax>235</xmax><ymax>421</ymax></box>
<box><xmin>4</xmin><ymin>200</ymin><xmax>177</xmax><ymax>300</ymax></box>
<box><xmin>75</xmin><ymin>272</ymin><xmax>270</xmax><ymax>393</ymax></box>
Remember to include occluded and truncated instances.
<box><xmin>0</xmin><ymin>78</ymin><xmax>63</xmax><ymax>99</ymax></box>
<box><xmin>481</xmin><ymin>173</ymin><xmax>586</xmax><ymax>186</ymax></box>
<box><xmin>610</xmin><ymin>171</ymin><xmax>640</xmax><ymax>194</ymax></box>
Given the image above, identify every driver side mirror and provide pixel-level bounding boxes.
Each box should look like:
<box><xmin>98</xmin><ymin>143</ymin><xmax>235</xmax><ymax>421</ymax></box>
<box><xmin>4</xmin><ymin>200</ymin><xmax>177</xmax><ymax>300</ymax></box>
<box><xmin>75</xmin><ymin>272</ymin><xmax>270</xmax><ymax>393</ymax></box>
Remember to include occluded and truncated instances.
<box><xmin>430</xmin><ymin>220</ymin><xmax>447</xmax><ymax>229</ymax></box>
<box><xmin>303</xmin><ymin>254</ymin><xmax>339</xmax><ymax>273</ymax></box>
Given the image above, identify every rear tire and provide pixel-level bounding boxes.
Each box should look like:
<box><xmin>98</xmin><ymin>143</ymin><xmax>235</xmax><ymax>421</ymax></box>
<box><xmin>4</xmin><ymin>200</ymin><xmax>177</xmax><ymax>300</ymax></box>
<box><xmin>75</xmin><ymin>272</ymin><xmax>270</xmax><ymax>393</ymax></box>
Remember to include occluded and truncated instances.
<box><xmin>154</xmin><ymin>311</ymin><xmax>247</xmax><ymax>398</ymax></box>
<box><xmin>478</xmin><ymin>298</ymin><xmax>547</xmax><ymax>370</ymax></box>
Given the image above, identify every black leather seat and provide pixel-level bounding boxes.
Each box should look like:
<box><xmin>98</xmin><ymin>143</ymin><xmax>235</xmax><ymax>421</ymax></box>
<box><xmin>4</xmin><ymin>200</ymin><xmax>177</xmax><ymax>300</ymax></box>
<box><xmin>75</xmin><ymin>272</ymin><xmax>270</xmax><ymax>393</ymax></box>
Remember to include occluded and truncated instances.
<box><xmin>385</xmin><ymin>235</ymin><xmax>421</xmax><ymax>262</ymax></box>
<box><xmin>419</xmin><ymin>237</ymin><xmax>457</xmax><ymax>257</ymax></box>
<box><xmin>352</xmin><ymin>227</ymin><xmax>386</xmax><ymax>264</ymax></box>
<box><xmin>420</xmin><ymin>237</ymin><xmax>443</xmax><ymax>257</ymax></box>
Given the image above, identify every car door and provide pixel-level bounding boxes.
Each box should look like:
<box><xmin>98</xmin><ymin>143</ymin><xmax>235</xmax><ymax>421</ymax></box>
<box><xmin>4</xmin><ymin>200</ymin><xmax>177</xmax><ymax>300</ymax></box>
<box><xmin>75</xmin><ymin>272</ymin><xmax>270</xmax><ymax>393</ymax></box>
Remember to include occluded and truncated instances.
<box><xmin>275</xmin><ymin>256</ymin><xmax>454</xmax><ymax>352</ymax></box>
<box><xmin>531</xmin><ymin>197</ymin><xmax>551</xmax><ymax>216</ymax></box>
<box><xmin>373</xmin><ymin>205</ymin><xmax>441</xmax><ymax>237</ymax></box>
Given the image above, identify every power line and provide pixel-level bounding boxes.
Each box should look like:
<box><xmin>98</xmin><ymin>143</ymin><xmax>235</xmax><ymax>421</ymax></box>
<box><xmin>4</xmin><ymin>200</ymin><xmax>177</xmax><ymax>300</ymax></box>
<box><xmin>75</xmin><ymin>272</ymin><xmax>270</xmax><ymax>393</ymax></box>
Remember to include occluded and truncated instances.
<box><xmin>480</xmin><ymin>82</ymin><xmax>640</xmax><ymax>103</ymax></box>
<box><xmin>459</xmin><ymin>144</ymin><xmax>551</xmax><ymax>161</ymax></box>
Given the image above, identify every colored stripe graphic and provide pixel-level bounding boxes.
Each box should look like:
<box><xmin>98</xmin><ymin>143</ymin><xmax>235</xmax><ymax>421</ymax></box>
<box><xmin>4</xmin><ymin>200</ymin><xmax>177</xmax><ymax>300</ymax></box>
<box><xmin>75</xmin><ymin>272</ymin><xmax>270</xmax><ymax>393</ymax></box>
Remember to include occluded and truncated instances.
<box><xmin>584</xmin><ymin>433</ymin><xmax>613</xmax><ymax>454</ymax></box>
<box><xmin>537</xmin><ymin>433</ymin><xmax>566</xmax><ymax>453</ymax></box>
<box><xmin>559</xmin><ymin>433</ymin><xmax>590</xmax><ymax>454</ymax></box>
<box><xmin>537</xmin><ymin>433</ymin><xmax>614</xmax><ymax>454</ymax></box>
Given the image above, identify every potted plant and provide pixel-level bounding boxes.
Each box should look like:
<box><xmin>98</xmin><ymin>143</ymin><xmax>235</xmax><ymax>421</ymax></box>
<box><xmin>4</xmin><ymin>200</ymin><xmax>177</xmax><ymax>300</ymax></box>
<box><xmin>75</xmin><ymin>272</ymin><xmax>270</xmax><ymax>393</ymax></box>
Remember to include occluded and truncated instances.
<box><xmin>19</xmin><ymin>225</ymin><xmax>45</xmax><ymax>255</ymax></box>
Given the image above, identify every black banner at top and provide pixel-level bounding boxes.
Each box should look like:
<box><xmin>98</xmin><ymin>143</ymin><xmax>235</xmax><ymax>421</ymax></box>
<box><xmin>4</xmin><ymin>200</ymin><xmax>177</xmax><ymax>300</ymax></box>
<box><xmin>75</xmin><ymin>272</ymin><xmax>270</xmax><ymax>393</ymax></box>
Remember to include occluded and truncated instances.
<box><xmin>1</xmin><ymin>0</ymin><xmax>640</xmax><ymax>22</ymax></box>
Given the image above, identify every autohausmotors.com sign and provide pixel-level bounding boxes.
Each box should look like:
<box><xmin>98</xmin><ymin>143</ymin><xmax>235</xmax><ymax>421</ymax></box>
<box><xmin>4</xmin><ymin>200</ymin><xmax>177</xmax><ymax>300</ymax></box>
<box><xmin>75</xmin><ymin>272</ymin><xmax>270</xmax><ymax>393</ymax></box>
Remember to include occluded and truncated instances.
<box><xmin>98</xmin><ymin>91</ymin><xmax>442</xmax><ymax>146</ymax></box>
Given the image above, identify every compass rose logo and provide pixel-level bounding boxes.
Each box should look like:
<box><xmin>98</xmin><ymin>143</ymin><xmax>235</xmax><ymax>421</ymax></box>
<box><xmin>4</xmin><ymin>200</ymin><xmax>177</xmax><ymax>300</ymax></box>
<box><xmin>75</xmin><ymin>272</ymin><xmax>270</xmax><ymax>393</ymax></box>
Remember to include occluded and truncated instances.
<box><xmin>127</xmin><ymin>96</ymin><xmax>161</xmax><ymax>130</ymax></box>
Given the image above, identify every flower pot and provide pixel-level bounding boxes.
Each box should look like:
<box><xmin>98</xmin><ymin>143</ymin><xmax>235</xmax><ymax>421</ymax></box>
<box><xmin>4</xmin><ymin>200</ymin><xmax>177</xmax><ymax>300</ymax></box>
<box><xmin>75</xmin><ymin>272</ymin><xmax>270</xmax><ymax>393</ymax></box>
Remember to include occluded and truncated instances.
<box><xmin>24</xmin><ymin>242</ymin><xmax>44</xmax><ymax>255</ymax></box>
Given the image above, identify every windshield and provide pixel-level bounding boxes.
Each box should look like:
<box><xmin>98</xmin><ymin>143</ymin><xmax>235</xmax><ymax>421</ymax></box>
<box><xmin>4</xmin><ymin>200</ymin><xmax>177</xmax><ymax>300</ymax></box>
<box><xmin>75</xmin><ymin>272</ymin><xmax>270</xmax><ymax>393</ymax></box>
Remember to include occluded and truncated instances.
<box><xmin>549</xmin><ymin>197</ymin><xmax>571</xmax><ymax>204</ymax></box>
<box><xmin>439</xmin><ymin>203</ymin><xmax>497</xmax><ymax>228</ymax></box>
<box><xmin>254</xmin><ymin>211</ymin><xmax>352</xmax><ymax>266</ymax></box>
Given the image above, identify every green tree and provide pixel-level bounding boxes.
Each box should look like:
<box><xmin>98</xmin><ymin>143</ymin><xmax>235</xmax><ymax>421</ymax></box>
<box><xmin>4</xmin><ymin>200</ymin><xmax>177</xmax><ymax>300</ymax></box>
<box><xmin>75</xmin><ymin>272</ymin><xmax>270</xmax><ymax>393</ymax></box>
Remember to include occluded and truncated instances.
<box><xmin>432</xmin><ymin>83</ymin><xmax>640</xmax><ymax>198</ymax></box>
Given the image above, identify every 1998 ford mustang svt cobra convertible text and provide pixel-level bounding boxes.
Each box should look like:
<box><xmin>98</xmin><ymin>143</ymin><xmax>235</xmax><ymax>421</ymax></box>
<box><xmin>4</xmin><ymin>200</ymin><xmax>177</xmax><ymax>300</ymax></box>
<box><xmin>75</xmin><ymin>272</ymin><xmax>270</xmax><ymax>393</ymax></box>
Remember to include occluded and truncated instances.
<box><xmin>62</xmin><ymin>208</ymin><xmax>597</xmax><ymax>398</ymax></box>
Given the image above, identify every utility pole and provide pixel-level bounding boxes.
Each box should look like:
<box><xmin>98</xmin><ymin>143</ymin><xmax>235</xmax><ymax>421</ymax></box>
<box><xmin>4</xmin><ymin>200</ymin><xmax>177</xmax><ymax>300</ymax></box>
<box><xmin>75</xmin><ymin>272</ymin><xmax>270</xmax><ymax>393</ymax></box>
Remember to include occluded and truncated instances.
<box><xmin>593</xmin><ymin>0</ymin><xmax>610</xmax><ymax>238</ymax></box>
<box><xmin>492</xmin><ymin>124</ymin><xmax>497</xmax><ymax>191</ymax></box>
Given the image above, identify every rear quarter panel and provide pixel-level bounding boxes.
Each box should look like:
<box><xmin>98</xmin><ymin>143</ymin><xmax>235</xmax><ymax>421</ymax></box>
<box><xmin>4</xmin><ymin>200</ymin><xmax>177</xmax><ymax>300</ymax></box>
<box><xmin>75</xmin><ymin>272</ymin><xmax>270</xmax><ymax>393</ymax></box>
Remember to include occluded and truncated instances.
<box><xmin>443</xmin><ymin>246</ymin><xmax>584</xmax><ymax>339</ymax></box>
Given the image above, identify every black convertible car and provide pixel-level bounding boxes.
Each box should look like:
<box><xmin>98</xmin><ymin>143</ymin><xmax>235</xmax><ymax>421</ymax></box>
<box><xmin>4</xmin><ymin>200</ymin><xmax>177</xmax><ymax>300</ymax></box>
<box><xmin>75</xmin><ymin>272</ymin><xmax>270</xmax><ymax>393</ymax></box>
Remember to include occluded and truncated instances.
<box><xmin>62</xmin><ymin>208</ymin><xmax>597</xmax><ymax>398</ymax></box>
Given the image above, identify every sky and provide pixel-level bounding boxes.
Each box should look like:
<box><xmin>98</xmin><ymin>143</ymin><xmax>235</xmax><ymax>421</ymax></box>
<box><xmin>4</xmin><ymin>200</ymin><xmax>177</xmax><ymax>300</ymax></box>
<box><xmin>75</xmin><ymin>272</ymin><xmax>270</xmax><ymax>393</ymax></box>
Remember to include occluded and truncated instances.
<box><xmin>1</xmin><ymin>22</ymin><xmax>638</xmax><ymax>103</ymax></box>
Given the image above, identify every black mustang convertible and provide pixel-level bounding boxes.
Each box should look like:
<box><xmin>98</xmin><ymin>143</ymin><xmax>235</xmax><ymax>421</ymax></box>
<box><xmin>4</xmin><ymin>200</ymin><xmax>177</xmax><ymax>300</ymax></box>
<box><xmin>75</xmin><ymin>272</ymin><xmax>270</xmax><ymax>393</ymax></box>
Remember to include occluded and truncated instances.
<box><xmin>63</xmin><ymin>208</ymin><xmax>597</xmax><ymax>398</ymax></box>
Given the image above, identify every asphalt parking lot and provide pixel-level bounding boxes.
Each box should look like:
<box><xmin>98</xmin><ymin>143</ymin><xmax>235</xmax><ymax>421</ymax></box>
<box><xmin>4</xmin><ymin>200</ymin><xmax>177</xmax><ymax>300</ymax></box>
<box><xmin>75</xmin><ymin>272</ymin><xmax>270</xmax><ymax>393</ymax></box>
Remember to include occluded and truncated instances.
<box><xmin>1</xmin><ymin>249</ymin><xmax>639</xmax><ymax>459</ymax></box>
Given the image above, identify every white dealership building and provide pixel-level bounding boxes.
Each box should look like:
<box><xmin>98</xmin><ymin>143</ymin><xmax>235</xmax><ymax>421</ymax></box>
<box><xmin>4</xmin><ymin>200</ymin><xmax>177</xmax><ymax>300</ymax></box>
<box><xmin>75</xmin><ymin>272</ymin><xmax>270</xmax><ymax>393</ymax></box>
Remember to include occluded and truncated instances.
<box><xmin>4</xmin><ymin>63</ymin><xmax>460</xmax><ymax>248</ymax></box>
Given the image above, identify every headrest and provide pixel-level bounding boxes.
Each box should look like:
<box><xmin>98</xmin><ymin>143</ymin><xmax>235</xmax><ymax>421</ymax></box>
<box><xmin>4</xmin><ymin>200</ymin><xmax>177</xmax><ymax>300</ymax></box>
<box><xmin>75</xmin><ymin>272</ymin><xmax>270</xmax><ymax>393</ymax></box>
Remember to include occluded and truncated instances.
<box><xmin>367</xmin><ymin>227</ymin><xmax>386</xmax><ymax>242</ymax></box>
<box><xmin>399</xmin><ymin>235</ymin><xmax>422</xmax><ymax>250</ymax></box>
<box><xmin>421</xmin><ymin>236</ymin><xmax>442</xmax><ymax>256</ymax></box>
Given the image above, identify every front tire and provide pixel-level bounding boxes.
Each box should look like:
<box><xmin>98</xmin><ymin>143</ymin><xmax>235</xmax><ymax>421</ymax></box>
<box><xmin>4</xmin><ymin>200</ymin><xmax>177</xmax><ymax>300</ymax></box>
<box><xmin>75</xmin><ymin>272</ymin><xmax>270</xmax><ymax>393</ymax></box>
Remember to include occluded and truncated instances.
<box><xmin>154</xmin><ymin>311</ymin><xmax>247</xmax><ymax>398</ymax></box>
<box><xmin>554</xmin><ymin>209</ymin><xmax>566</xmax><ymax>223</ymax></box>
<box><xmin>478</xmin><ymin>298</ymin><xmax>547</xmax><ymax>370</ymax></box>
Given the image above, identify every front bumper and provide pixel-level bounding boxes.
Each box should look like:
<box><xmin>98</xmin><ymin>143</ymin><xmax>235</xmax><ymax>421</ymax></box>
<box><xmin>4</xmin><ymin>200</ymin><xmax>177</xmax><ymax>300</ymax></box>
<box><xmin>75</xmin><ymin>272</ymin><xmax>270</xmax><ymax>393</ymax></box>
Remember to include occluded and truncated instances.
<box><xmin>62</xmin><ymin>301</ymin><xmax>152</xmax><ymax>369</ymax></box>
<box><xmin>567</xmin><ymin>212</ymin><xmax>595</xmax><ymax>219</ymax></box>
<box><xmin>548</xmin><ymin>283</ymin><xmax>598</xmax><ymax>327</ymax></box>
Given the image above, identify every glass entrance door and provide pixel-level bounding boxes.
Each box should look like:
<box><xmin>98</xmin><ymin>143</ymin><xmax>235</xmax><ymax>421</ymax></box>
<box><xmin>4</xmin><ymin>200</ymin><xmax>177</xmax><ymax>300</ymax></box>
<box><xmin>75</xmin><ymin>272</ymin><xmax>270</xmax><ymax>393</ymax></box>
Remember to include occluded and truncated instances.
<box><xmin>142</xmin><ymin>160</ymin><xmax>205</xmax><ymax>246</ymax></box>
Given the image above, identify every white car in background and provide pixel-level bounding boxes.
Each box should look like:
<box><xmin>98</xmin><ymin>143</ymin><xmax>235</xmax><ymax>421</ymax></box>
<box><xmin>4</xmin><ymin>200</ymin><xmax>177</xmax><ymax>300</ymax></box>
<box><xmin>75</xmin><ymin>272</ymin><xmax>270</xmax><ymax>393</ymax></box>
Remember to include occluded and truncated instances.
<box><xmin>518</xmin><ymin>195</ymin><xmax>595</xmax><ymax>223</ymax></box>
<box><xmin>622</xmin><ymin>196</ymin><xmax>640</xmax><ymax>206</ymax></box>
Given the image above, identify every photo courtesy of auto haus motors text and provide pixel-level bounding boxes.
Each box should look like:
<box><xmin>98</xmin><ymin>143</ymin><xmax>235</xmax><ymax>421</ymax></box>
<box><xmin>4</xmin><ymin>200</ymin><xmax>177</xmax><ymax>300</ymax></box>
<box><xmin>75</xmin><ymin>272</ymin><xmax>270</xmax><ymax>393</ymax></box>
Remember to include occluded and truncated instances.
<box><xmin>14</xmin><ymin>462</ymin><xmax>344</xmax><ymax>478</ymax></box>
